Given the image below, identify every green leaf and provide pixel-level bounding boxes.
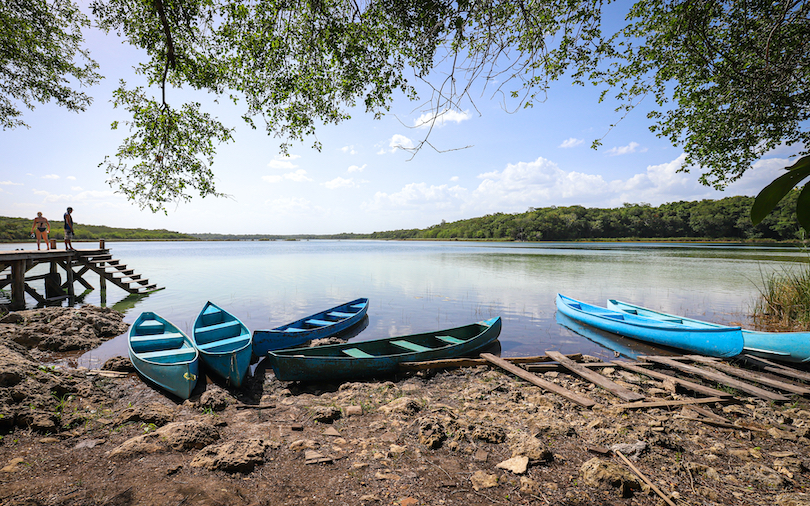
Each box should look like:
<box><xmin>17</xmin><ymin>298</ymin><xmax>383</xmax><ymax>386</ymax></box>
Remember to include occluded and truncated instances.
<box><xmin>751</xmin><ymin>156</ymin><xmax>810</xmax><ymax>225</ymax></box>
<box><xmin>797</xmin><ymin>183</ymin><xmax>810</xmax><ymax>232</ymax></box>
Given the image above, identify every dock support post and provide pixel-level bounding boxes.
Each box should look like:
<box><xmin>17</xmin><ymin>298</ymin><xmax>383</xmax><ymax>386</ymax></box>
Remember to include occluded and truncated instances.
<box><xmin>10</xmin><ymin>260</ymin><xmax>25</xmax><ymax>310</ymax></box>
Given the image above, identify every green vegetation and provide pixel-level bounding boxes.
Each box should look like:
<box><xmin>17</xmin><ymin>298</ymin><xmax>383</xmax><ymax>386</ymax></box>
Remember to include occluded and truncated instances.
<box><xmin>755</xmin><ymin>262</ymin><xmax>810</xmax><ymax>330</ymax></box>
<box><xmin>0</xmin><ymin>216</ymin><xmax>195</xmax><ymax>242</ymax></box>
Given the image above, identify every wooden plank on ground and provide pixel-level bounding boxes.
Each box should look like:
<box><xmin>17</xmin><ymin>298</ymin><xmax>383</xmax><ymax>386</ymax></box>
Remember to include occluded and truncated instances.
<box><xmin>740</xmin><ymin>354</ymin><xmax>810</xmax><ymax>383</ymax></box>
<box><xmin>616</xmin><ymin>396</ymin><xmax>729</xmax><ymax>410</ymax></box>
<box><xmin>399</xmin><ymin>353</ymin><xmax>583</xmax><ymax>371</ymax></box>
<box><xmin>546</xmin><ymin>351</ymin><xmax>645</xmax><ymax>402</ymax></box>
<box><xmin>479</xmin><ymin>353</ymin><xmax>595</xmax><ymax>408</ymax></box>
<box><xmin>642</xmin><ymin>356</ymin><xmax>789</xmax><ymax>402</ymax></box>
<box><xmin>612</xmin><ymin>360</ymin><xmax>733</xmax><ymax>398</ymax></box>
<box><xmin>685</xmin><ymin>355</ymin><xmax>810</xmax><ymax>396</ymax></box>
<box><xmin>525</xmin><ymin>362</ymin><xmax>613</xmax><ymax>373</ymax></box>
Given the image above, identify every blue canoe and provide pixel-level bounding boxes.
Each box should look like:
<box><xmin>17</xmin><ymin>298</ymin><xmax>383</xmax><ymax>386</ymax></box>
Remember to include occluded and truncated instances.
<box><xmin>128</xmin><ymin>312</ymin><xmax>199</xmax><ymax>399</ymax></box>
<box><xmin>268</xmin><ymin>316</ymin><xmax>502</xmax><ymax>381</ymax></box>
<box><xmin>193</xmin><ymin>301</ymin><xmax>252</xmax><ymax>387</ymax></box>
<box><xmin>556</xmin><ymin>294</ymin><xmax>744</xmax><ymax>358</ymax></box>
<box><xmin>607</xmin><ymin>299</ymin><xmax>810</xmax><ymax>363</ymax></box>
<box><xmin>252</xmin><ymin>298</ymin><xmax>369</xmax><ymax>355</ymax></box>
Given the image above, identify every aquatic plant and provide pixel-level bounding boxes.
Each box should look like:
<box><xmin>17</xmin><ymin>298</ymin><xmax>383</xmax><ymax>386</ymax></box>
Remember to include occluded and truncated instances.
<box><xmin>754</xmin><ymin>263</ymin><xmax>810</xmax><ymax>330</ymax></box>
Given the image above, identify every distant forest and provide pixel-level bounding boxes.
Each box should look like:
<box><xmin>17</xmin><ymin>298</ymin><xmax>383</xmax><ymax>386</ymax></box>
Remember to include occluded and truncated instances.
<box><xmin>1</xmin><ymin>192</ymin><xmax>804</xmax><ymax>243</ymax></box>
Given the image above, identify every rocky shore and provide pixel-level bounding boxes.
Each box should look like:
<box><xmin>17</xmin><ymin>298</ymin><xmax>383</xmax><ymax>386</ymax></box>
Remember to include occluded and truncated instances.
<box><xmin>1</xmin><ymin>306</ymin><xmax>810</xmax><ymax>505</ymax></box>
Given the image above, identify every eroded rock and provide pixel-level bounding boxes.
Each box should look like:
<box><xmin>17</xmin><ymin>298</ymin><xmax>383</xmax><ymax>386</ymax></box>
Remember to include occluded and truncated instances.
<box><xmin>191</xmin><ymin>439</ymin><xmax>269</xmax><ymax>472</ymax></box>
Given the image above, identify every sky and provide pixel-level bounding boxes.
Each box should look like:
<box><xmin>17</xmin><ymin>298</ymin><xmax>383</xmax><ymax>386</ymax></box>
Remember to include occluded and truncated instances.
<box><xmin>0</xmin><ymin>10</ymin><xmax>801</xmax><ymax>236</ymax></box>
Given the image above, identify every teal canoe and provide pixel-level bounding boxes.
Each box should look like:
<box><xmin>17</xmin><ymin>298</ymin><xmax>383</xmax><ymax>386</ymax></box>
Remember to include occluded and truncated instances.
<box><xmin>128</xmin><ymin>312</ymin><xmax>199</xmax><ymax>399</ymax></box>
<box><xmin>607</xmin><ymin>299</ymin><xmax>810</xmax><ymax>363</ymax></box>
<box><xmin>252</xmin><ymin>298</ymin><xmax>369</xmax><ymax>355</ymax></box>
<box><xmin>268</xmin><ymin>317</ymin><xmax>502</xmax><ymax>381</ymax></box>
<box><xmin>192</xmin><ymin>301</ymin><xmax>252</xmax><ymax>387</ymax></box>
<box><xmin>556</xmin><ymin>294</ymin><xmax>744</xmax><ymax>358</ymax></box>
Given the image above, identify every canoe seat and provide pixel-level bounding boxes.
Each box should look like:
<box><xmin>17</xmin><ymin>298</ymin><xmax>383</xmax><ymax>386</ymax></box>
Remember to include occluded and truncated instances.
<box><xmin>391</xmin><ymin>340</ymin><xmax>432</xmax><ymax>353</ymax></box>
<box><xmin>137</xmin><ymin>320</ymin><xmax>165</xmax><ymax>335</ymax></box>
<box><xmin>138</xmin><ymin>348</ymin><xmax>197</xmax><ymax>363</ymax></box>
<box><xmin>436</xmin><ymin>335</ymin><xmax>464</xmax><ymax>345</ymax></box>
<box><xmin>342</xmin><ymin>348</ymin><xmax>373</xmax><ymax>358</ymax></box>
<box><xmin>282</xmin><ymin>327</ymin><xmax>307</xmax><ymax>332</ymax></box>
<box><xmin>130</xmin><ymin>332</ymin><xmax>185</xmax><ymax>352</ymax></box>
<box><xmin>663</xmin><ymin>318</ymin><xmax>683</xmax><ymax>324</ymax></box>
<box><xmin>200</xmin><ymin>305</ymin><xmax>224</xmax><ymax>325</ymax></box>
<box><xmin>350</xmin><ymin>303</ymin><xmax>366</xmax><ymax>309</ymax></box>
<box><xmin>197</xmin><ymin>335</ymin><xmax>250</xmax><ymax>353</ymax></box>
<box><xmin>327</xmin><ymin>311</ymin><xmax>356</xmax><ymax>318</ymax></box>
<box><xmin>597</xmin><ymin>314</ymin><xmax>625</xmax><ymax>320</ymax></box>
<box><xmin>195</xmin><ymin>320</ymin><xmax>242</xmax><ymax>341</ymax></box>
<box><xmin>623</xmin><ymin>309</ymin><xmax>638</xmax><ymax>315</ymax></box>
<box><xmin>305</xmin><ymin>319</ymin><xmax>335</xmax><ymax>327</ymax></box>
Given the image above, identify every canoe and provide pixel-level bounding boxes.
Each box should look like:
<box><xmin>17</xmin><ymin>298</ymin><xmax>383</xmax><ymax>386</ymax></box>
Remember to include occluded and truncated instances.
<box><xmin>556</xmin><ymin>311</ymin><xmax>676</xmax><ymax>360</ymax></box>
<box><xmin>556</xmin><ymin>294</ymin><xmax>744</xmax><ymax>358</ymax></box>
<box><xmin>607</xmin><ymin>299</ymin><xmax>810</xmax><ymax>363</ymax></box>
<box><xmin>128</xmin><ymin>312</ymin><xmax>199</xmax><ymax>399</ymax></box>
<box><xmin>267</xmin><ymin>316</ymin><xmax>502</xmax><ymax>381</ymax></box>
<box><xmin>252</xmin><ymin>298</ymin><xmax>369</xmax><ymax>355</ymax></box>
<box><xmin>192</xmin><ymin>301</ymin><xmax>252</xmax><ymax>387</ymax></box>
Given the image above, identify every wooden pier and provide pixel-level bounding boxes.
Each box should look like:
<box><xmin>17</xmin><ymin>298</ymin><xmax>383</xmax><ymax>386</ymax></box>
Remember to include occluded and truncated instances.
<box><xmin>0</xmin><ymin>241</ymin><xmax>163</xmax><ymax>309</ymax></box>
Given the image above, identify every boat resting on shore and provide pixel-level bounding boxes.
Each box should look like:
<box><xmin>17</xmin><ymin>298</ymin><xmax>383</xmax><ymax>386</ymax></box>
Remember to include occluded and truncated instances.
<box><xmin>252</xmin><ymin>298</ymin><xmax>369</xmax><ymax>355</ymax></box>
<box><xmin>128</xmin><ymin>312</ymin><xmax>199</xmax><ymax>399</ymax></box>
<box><xmin>193</xmin><ymin>301</ymin><xmax>252</xmax><ymax>387</ymax></box>
<box><xmin>607</xmin><ymin>299</ymin><xmax>810</xmax><ymax>363</ymax></box>
<box><xmin>556</xmin><ymin>294</ymin><xmax>744</xmax><ymax>358</ymax></box>
<box><xmin>267</xmin><ymin>316</ymin><xmax>502</xmax><ymax>381</ymax></box>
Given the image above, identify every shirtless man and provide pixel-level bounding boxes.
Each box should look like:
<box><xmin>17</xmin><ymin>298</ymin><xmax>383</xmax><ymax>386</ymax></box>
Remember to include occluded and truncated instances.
<box><xmin>64</xmin><ymin>207</ymin><xmax>75</xmax><ymax>251</ymax></box>
<box><xmin>31</xmin><ymin>212</ymin><xmax>50</xmax><ymax>250</ymax></box>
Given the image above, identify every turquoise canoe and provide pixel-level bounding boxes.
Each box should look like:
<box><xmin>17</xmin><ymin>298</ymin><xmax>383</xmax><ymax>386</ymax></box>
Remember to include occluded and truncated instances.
<box><xmin>556</xmin><ymin>294</ymin><xmax>744</xmax><ymax>358</ymax></box>
<box><xmin>193</xmin><ymin>301</ymin><xmax>252</xmax><ymax>387</ymax></box>
<box><xmin>268</xmin><ymin>317</ymin><xmax>502</xmax><ymax>381</ymax></box>
<box><xmin>252</xmin><ymin>298</ymin><xmax>369</xmax><ymax>355</ymax></box>
<box><xmin>128</xmin><ymin>312</ymin><xmax>199</xmax><ymax>399</ymax></box>
<box><xmin>607</xmin><ymin>299</ymin><xmax>810</xmax><ymax>363</ymax></box>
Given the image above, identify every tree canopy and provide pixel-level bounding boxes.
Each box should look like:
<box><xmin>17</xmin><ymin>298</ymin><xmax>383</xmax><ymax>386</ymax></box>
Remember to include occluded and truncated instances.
<box><xmin>2</xmin><ymin>0</ymin><xmax>809</xmax><ymax>215</ymax></box>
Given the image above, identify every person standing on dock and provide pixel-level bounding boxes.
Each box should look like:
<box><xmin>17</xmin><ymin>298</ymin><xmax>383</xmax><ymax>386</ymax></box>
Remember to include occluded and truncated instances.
<box><xmin>30</xmin><ymin>212</ymin><xmax>50</xmax><ymax>250</ymax></box>
<box><xmin>63</xmin><ymin>207</ymin><xmax>75</xmax><ymax>251</ymax></box>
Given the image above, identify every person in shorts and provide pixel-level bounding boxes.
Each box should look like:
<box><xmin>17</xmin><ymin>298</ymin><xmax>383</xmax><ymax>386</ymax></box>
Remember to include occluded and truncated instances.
<box><xmin>64</xmin><ymin>207</ymin><xmax>75</xmax><ymax>251</ymax></box>
<box><xmin>31</xmin><ymin>212</ymin><xmax>50</xmax><ymax>250</ymax></box>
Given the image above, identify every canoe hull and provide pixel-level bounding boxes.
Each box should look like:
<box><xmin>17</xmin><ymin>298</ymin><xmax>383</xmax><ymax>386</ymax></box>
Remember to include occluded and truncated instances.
<box><xmin>193</xmin><ymin>301</ymin><xmax>252</xmax><ymax>388</ymax></box>
<box><xmin>556</xmin><ymin>294</ymin><xmax>744</xmax><ymax>358</ymax></box>
<box><xmin>607</xmin><ymin>299</ymin><xmax>810</xmax><ymax>363</ymax></box>
<box><xmin>268</xmin><ymin>317</ymin><xmax>502</xmax><ymax>381</ymax></box>
<box><xmin>128</xmin><ymin>312</ymin><xmax>199</xmax><ymax>399</ymax></box>
<box><xmin>253</xmin><ymin>298</ymin><xmax>369</xmax><ymax>354</ymax></box>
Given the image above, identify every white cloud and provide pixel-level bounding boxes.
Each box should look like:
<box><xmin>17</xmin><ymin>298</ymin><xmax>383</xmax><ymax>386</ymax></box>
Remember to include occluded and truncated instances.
<box><xmin>71</xmin><ymin>186</ymin><xmax>83</xmax><ymax>191</ymax></box>
<box><xmin>450</xmin><ymin>176</ymin><xmax>459</xmax><ymax>182</ymax></box>
<box><xmin>263</xmin><ymin>197</ymin><xmax>324</xmax><ymax>217</ymax></box>
<box><xmin>559</xmin><ymin>138</ymin><xmax>584</xmax><ymax>148</ymax></box>
<box><xmin>42</xmin><ymin>174</ymin><xmax>60</xmax><ymax>179</ymax></box>
<box><xmin>31</xmin><ymin>188</ymin><xmax>117</xmax><ymax>204</ymax></box>
<box><xmin>323</xmin><ymin>177</ymin><xmax>359</xmax><ymax>189</ymax></box>
<box><xmin>341</xmin><ymin>145</ymin><xmax>357</xmax><ymax>155</ymax></box>
<box><xmin>262</xmin><ymin>169</ymin><xmax>313</xmax><ymax>184</ymax></box>
<box><xmin>365</xmin><ymin>183</ymin><xmax>468</xmax><ymax>211</ymax></box>
<box><xmin>376</xmin><ymin>148</ymin><xmax>386</xmax><ymax>155</ymax></box>
<box><xmin>605</xmin><ymin>142</ymin><xmax>646</xmax><ymax>156</ymax></box>
<box><xmin>387</xmin><ymin>134</ymin><xmax>415</xmax><ymax>153</ymax></box>
<box><xmin>414</xmin><ymin>109</ymin><xmax>471</xmax><ymax>129</ymax></box>
<box><xmin>0</xmin><ymin>181</ymin><xmax>23</xmax><ymax>185</ymax></box>
<box><xmin>67</xmin><ymin>176</ymin><xmax>76</xmax><ymax>180</ymax></box>
<box><xmin>347</xmin><ymin>164</ymin><xmax>366</xmax><ymax>173</ymax></box>
<box><xmin>267</xmin><ymin>154</ymin><xmax>301</xmax><ymax>170</ymax></box>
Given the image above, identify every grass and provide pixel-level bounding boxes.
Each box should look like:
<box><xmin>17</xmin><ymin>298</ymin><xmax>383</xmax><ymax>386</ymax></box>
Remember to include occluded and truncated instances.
<box><xmin>754</xmin><ymin>263</ymin><xmax>810</xmax><ymax>330</ymax></box>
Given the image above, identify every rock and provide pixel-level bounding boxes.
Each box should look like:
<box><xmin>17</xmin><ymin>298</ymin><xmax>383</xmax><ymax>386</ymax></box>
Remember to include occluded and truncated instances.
<box><xmin>198</xmin><ymin>388</ymin><xmax>230</xmax><ymax>412</ymax></box>
<box><xmin>312</xmin><ymin>406</ymin><xmax>341</xmax><ymax>423</ymax></box>
<box><xmin>289</xmin><ymin>439</ymin><xmax>318</xmax><ymax>450</ymax></box>
<box><xmin>101</xmin><ymin>356</ymin><xmax>134</xmax><ymax>372</ymax></box>
<box><xmin>17</xmin><ymin>411</ymin><xmax>58</xmax><ymax>433</ymax></box>
<box><xmin>359</xmin><ymin>494</ymin><xmax>380</xmax><ymax>503</ymax></box>
<box><xmin>74</xmin><ymin>438</ymin><xmax>104</xmax><ymax>449</ymax></box>
<box><xmin>0</xmin><ymin>306</ymin><xmax>128</xmax><ymax>352</ymax></box>
<box><xmin>38</xmin><ymin>437</ymin><xmax>59</xmax><ymax>444</ymax></box>
<box><xmin>519</xmin><ymin>477</ymin><xmax>541</xmax><ymax>494</ymax></box>
<box><xmin>470</xmin><ymin>470</ymin><xmax>499</xmax><ymax>491</ymax></box>
<box><xmin>473</xmin><ymin>449</ymin><xmax>489</xmax><ymax>462</ymax></box>
<box><xmin>510</xmin><ymin>434</ymin><xmax>553</xmax><ymax>463</ymax></box>
<box><xmin>190</xmin><ymin>439</ymin><xmax>269</xmax><ymax>473</ymax></box>
<box><xmin>389</xmin><ymin>444</ymin><xmax>407</xmax><ymax>456</ymax></box>
<box><xmin>344</xmin><ymin>405</ymin><xmax>363</xmax><ymax>416</ymax></box>
<box><xmin>609</xmin><ymin>440</ymin><xmax>647</xmax><ymax>460</ymax></box>
<box><xmin>323</xmin><ymin>427</ymin><xmax>341</xmax><ymax>437</ymax></box>
<box><xmin>114</xmin><ymin>403</ymin><xmax>174</xmax><ymax>426</ymax></box>
<box><xmin>1</xmin><ymin>457</ymin><xmax>26</xmax><ymax>473</ymax></box>
<box><xmin>375</xmin><ymin>471</ymin><xmax>400</xmax><ymax>480</ymax></box>
<box><xmin>304</xmin><ymin>449</ymin><xmax>332</xmax><ymax>464</ymax></box>
<box><xmin>471</xmin><ymin>424</ymin><xmax>506</xmax><ymax>443</ymax></box>
<box><xmin>110</xmin><ymin>421</ymin><xmax>220</xmax><ymax>458</ymax></box>
<box><xmin>769</xmin><ymin>427</ymin><xmax>798</xmax><ymax>441</ymax></box>
<box><xmin>739</xmin><ymin>462</ymin><xmax>787</xmax><ymax>488</ymax></box>
<box><xmin>0</xmin><ymin>313</ymin><xmax>23</xmax><ymax>324</ymax></box>
<box><xmin>399</xmin><ymin>497</ymin><xmax>417</xmax><ymax>506</ymax></box>
<box><xmin>580</xmin><ymin>457</ymin><xmax>642</xmax><ymax>497</ymax></box>
<box><xmin>496</xmin><ymin>456</ymin><xmax>529</xmax><ymax>474</ymax></box>
<box><xmin>380</xmin><ymin>397</ymin><xmax>421</xmax><ymax>416</ymax></box>
<box><xmin>776</xmin><ymin>493</ymin><xmax>810</xmax><ymax>506</ymax></box>
<box><xmin>417</xmin><ymin>416</ymin><xmax>446</xmax><ymax>449</ymax></box>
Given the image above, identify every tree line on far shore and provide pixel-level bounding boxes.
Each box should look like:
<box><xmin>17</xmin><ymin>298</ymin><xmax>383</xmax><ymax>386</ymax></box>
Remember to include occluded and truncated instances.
<box><xmin>1</xmin><ymin>192</ymin><xmax>803</xmax><ymax>243</ymax></box>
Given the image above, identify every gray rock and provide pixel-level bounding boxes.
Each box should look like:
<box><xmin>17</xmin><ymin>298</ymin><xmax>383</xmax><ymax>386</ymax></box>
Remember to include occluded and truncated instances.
<box><xmin>312</xmin><ymin>405</ymin><xmax>341</xmax><ymax>423</ymax></box>
<box><xmin>110</xmin><ymin>421</ymin><xmax>220</xmax><ymax>458</ymax></box>
<box><xmin>417</xmin><ymin>416</ymin><xmax>446</xmax><ymax>449</ymax></box>
<box><xmin>381</xmin><ymin>397</ymin><xmax>421</xmax><ymax>416</ymax></box>
<box><xmin>580</xmin><ymin>457</ymin><xmax>643</xmax><ymax>497</ymax></box>
<box><xmin>191</xmin><ymin>439</ymin><xmax>269</xmax><ymax>473</ymax></box>
<box><xmin>198</xmin><ymin>388</ymin><xmax>230</xmax><ymax>412</ymax></box>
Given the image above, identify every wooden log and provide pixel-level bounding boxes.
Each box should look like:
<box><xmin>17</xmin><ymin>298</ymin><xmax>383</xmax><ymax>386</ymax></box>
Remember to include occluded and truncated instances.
<box><xmin>686</xmin><ymin>355</ymin><xmax>810</xmax><ymax>396</ymax></box>
<box><xmin>642</xmin><ymin>356</ymin><xmax>789</xmax><ymax>402</ymax></box>
<box><xmin>615</xmin><ymin>396</ymin><xmax>729</xmax><ymax>410</ymax></box>
<box><xmin>525</xmin><ymin>362</ymin><xmax>613</xmax><ymax>373</ymax></box>
<box><xmin>546</xmin><ymin>351</ymin><xmax>645</xmax><ymax>402</ymax></box>
<box><xmin>23</xmin><ymin>283</ymin><xmax>46</xmax><ymax>304</ymax></box>
<box><xmin>399</xmin><ymin>353</ymin><xmax>583</xmax><ymax>371</ymax></box>
<box><xmin>740</xmin><ymin>354</ymin><xmax>810</xmax><ymax>383</ymax></box>
<box><xmin>615</xmin><ymin>450</ymin><xmax>677</xmax><ymax>506</ymax></box>
<box><xmin>479</xmin><ymin>353</ymin><xmax>595</xmax><ymax>408</ymax></box>
<box><xmin>612</xmin><ymin>360</ymin><xmax>733</xmax><ymax>398</ymax></box>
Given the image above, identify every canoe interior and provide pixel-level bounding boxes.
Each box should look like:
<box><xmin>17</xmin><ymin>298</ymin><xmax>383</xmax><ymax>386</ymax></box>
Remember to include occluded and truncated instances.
<box><xmin>194</xmin><ymin>302</ymin><xmax>251</xmax><ymax>353</ymax></box>
<box><xmin>130</xmin><ymin>312</ymin><xmax>196</xmax><ymax>364</ymax></box>
<box><xmin>273</xmin><ymin>298</ymin><xmax>368</xmax><ymax>332</ymax></box>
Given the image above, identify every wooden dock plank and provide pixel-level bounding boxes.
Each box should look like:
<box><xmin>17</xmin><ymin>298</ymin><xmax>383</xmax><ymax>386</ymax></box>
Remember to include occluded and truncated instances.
<box><xmin>740</xmin><ymin>354</ymin><xmax>810</xmax><ymax>383</ymax></box>
<box><xmin>685</xmin><ymin>355</ymin><xmax>810</xmax><ymax>396</ymax></box>
<box><xmin>399</xmin><ymin>354</ymin><xmax>584</xmax><ymax>371</ymax></box>
<box><xmin>479</xmin><ymin>353</ymin><xmax>595</xmax><ymax>408</ymax></box>
<box><xmin>642</xmin><ymin>356</ymin><xmax>790</xmax><ymax>402</ymax></box>
<box><xmin>525</xmin><ymin>362</ymin><xmax>613</xmax><ymax>373</ymax></box>
<box><xmin>546</xmin><ymin>351</ymin><xmax>645</xmax><ymax>402</ymax></box>
<box><xmin>616</xmin><ymin>396</ymin><xmax>729</xmax><ymax>410</ymax></box>
<box><xmin>611</xmin><ymin>360</ymin><xmax>733</xmax><ymax>398</ymax></box>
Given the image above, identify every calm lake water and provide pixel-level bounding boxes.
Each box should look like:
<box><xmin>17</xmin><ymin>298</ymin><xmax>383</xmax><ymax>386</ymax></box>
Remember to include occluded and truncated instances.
<box><xmin>4</xmin><ymin>240</ymin><xmax>808</xmax><ymax>367</ymax></box>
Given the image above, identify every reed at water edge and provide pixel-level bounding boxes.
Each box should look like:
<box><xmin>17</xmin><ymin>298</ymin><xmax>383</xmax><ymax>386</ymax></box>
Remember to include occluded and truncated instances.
<box><xmin>754</xmin><ymin>262</ymin><xmax>810</xmax><ymax>330</ymax></box>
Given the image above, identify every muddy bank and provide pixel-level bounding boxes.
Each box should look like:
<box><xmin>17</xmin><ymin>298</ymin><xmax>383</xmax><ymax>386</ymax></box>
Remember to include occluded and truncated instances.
<box><xmin>1</xmin><ymin>307</ymin><xmax>810</xmax><ymax>505</ymax></box>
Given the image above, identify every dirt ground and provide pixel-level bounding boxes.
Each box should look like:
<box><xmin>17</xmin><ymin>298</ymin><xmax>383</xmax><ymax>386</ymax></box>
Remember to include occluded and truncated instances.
<box><xmin>2</xmin><ymin>307</ymin><xmax>810</xmax><ymax>506</ymax></box>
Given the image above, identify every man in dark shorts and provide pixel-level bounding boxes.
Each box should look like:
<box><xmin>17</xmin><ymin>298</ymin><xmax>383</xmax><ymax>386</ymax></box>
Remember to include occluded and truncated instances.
<box><xmin>64</xmin><ymin>207</ymin><xmax>75</xmax><ymax>251</ymax></box>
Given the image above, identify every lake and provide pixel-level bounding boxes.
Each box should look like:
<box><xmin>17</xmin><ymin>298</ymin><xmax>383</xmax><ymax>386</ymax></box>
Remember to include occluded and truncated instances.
<box><xmin>4</xmin><ymin>240</ymin><xmax>808</xmax><ymax>367</ymax></box>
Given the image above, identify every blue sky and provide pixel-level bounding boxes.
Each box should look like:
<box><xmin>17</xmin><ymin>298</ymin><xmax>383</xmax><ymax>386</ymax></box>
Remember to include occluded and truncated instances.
<box><xmin>0</xmin><ymin>17</ymin><xmax>798</xmax><ymax>235</ymax></box>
